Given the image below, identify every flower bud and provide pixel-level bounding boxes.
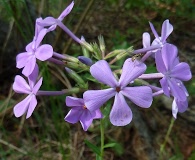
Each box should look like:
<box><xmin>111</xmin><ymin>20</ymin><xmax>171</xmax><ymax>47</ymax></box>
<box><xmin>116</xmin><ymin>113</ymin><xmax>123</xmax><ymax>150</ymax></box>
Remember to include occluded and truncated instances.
<box><xmin>78</xmin><ymin>56</ymin><xmax>93</xmax><ymax>66</ymax></box>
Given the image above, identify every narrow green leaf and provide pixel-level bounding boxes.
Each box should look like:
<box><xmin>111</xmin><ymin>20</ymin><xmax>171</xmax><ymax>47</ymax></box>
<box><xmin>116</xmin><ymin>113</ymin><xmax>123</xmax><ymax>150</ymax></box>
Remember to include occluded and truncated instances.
<box><xmin>84</xmin><ymin>140</ymin><xmax>101</xmax><ymax>156</ymax></box>
<box><xmin>103</xmin><ymin>143</ymin><xmax>116</xmax><ymax>149</ymax></box>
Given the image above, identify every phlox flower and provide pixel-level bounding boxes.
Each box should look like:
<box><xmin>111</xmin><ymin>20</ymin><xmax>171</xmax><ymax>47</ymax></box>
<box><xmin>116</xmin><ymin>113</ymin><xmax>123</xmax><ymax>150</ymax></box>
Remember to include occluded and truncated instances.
<box><xmin>38</xmin><ymin>1</ymin><xmax>74</xmax><ymax>32</ymax></box>
<box><xmin>140</xmin><ymin>19</ymin><xmax>173</xmax><ymax>59</ymax></box>
<box><xmin>156</xmin><ymin>44</ymin><xmax>192</xmax><ymax>101</ymax></box>
<box><xmin>149</xmin><ymin>19</ymin><xmax>173</xmax><ymax>47</ymax></box>
<box><xmin>84</xmin><ymin>59</ymin><xmax>153</xmax><ymax>126</ymax></box>
<box><xmin>13</xmin><ymin>65</ymin><xmax>42</xmax><ymax>119</ymax></box>
<box><xmin>16</xmin><ymin>18</ymin><xmax>53</xmax><ymax>76</ymax></box>
<box><xmin>65</xmin><ymin>96</ymin><xmax>102</xmax><ymax>131</ymax></box>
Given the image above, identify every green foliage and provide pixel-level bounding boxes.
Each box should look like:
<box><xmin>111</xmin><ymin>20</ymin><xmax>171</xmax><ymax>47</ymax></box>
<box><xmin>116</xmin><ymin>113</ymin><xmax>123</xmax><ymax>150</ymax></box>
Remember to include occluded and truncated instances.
<box><xmin>188</xmin><ymin>150</ymin><xmax>195</xmax><ymax>160</ymax></box>
<box><xmin>84</xmin><ymin>139</ymin><xmax>101</xmax><ymax>156</ymax></box>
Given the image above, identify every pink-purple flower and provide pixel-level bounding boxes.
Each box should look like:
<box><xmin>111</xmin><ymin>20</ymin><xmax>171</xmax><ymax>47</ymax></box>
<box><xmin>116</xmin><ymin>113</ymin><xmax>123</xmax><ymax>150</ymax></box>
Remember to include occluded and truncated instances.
<box><xmin>65</xmin><ymin>96</ymin><xmax>102</xmax><ymax>131</ymax></box>
<box><xmin>156</xmin><ymin>44</ymin><xmax>191</xmax><ymax>101</ymax></box>
<box><xmin>84</xmin><ymin>59</ymin><xmax>153</xmax><ymax>126</ymax></box>
<box><xmin>149</xmin><ymin>19</ymin><xmax>173</xmax><ymax>47</ymax></box>
<box><xmin>16</xmin><ymin>18</ymin><xmax>53</xmax><ymax>76</ymax></box>
<box><xmin>13</xmin><ymin>65</ymin><xmax>42</xmax><ymax>119</ymax></box>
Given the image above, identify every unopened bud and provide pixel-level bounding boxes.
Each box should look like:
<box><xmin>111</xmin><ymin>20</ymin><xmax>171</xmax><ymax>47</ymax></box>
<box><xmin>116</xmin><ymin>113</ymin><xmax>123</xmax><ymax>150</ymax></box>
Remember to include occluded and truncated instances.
<box><xmin>78</xmin><ymin>56</ymin><xmax>93</xmax><ymax>66</ymax></box>
<box><xmin>98</xmin><ymin>35</ymin><xmax>105</xmax><ymax>54</ymax></box>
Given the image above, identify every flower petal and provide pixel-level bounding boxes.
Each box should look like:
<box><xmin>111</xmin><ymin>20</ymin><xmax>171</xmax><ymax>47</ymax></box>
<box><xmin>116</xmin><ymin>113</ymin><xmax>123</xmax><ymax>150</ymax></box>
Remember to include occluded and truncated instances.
<box><xmin>13</xmin><ymin>95</ymin><xmax>31</xmax><ymax>118</ymax></box>
<box><xmin>25</xmin><ymin>42</ymin><xmax>33</xmax><ymax>52</ymax></box>
<box><xmin>38</xmin><ymin>17</ymin><xmax>57</xmax><ymax>27</ymax></box>
<box><xmin>171</xmin><ymin>62</ymin><xmax>192</xmax><ymax>81</ymax></box>
<box><xmin>121</xmin><ymin>86</ymin><xmax>153</xmax><ymax>108</ymax></box>
<box><xmin>161</xmin><ymin>19</ymin><xmax>173</xmax><ymax>43</ymax></box>
<box><xmin>161</xmin><ymin>44</ymin><xmax>178</xmax><ymax>71</ymax></box>
<box><xmin>110</xmin><ymin>93</ymin><xmax>132</xmax><ymax>126</ymax></box>
<box><xmin>35</xmin><ymin>44</ymin><xmax>53</xmax><ymax>61</ymax></box>
<box><xmin>32</xmin><ymin>77</ymin><xmax>43</xmax><ymax>95</ymax></box>
<box><xmin>168</xmin><ymin>78</ymin><xmax>187</xmax><ymax>101</ymax></box>
<box><xmin>26</xmin><ymin>94</ymin><xmax>37</xmax><ymax>119</ymax></box>
<box><xmin>155</xmin><ymin>50</ymin><xmax>166</xmax><ymax>73</ymax></box>
<box><xmin>149</xmin><ymin>22</ymin><xmax>159</xmax><ymax>39</ymax></box>
<box><xmin>28</xmin><ymin>64</ymin><xmax>39</xmax><ymax>89</ymax></box>
<box><xmin>65</xmin><ymin>108</ymin><xmax>82</xmax><ymax>123</ymax></box>
<box><xmin>66</xmin><ymin>96</ymin><xmax>84</xmax><ymax>107</ymax></box>
<box><xmin>119</xmin><ymin>58</ymin><xmax>146</xmax><ymax>87</ymax></box>
<box><xmin>35</xmin><ymin>18</ymin><xmax>44</xmax><ymax>39</ymax></box>
<box><xmin>22</xmin><ymin>56</ymin><xmax>36</xmax><ymax>77</ymax></box>
<box><xmin>160</xmin><ymin>77</ymin><xmax>170</xmax><ymax>97</ymax></box>
<box><xmin>142</xmin><ymin>32</ymin><xmax>151</xmax><ymax>48</ymax></box>
<box><xmin>34</xmin><ymin>29</ymin><xmax>47</xmax><ymax>48</ymax></box>
<box><xmin>90</xmin><ymin>60</ymin><xmax>118</xmax><ymax>87</ymax></box>
<box><xmin>177</xmin><ymin>98</ymin><xmax>188</xmax><ymax>113</ymax></box>
<box><xmin>13</xmin><ymin>75</ymin><xmax>31</xmax><ymax>94</ymax></box>
<box><xmin>84</xmin><ymin>88</ymin><xmax>115</xmax><ymax>111</ymax></box>
<box><xmin>172</xmin><ymin>99</ymin><xmax>178</xmax><ymax>119</ymax></box>
<box><xmin>92</xmin><ymin>109</ymin><xmax>103</xmax><ymax>119</ymax></box>
<box><xmin>58</xmin><ymin>1</ymin><xmax>74</xmax><ymax>21</ymax></box>
<box><xmin>80</xmin><ymin>110</ymin><xmax>93</xmax><ymax>131</ymax></box>
<box><xmin>16</xmin><ymin>52</ymin><xmax>32</xmax><ymax>69</ymax></box>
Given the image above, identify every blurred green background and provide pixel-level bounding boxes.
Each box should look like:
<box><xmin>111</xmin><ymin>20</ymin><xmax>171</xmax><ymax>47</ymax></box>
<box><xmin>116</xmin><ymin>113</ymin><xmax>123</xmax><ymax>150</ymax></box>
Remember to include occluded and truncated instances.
<box><xmin>0</xmin><ymin>0</ymin><xmax>195</xmax><ymax>159</ymax></box>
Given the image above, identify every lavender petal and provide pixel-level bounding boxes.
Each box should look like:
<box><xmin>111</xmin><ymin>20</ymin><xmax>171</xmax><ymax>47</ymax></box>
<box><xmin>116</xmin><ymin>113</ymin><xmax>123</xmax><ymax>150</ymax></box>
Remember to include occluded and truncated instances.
<box><xmin>13</xmin><ymin>95</ymin><xmax>31</xmax><ymax>118</ymax></box>
<box><xmin>171</xmin><ymin>62</ymin><xmax>192</xmax><ymax>81</ymax></box>
<box><xmin>149</xmin><ymin>22</ymin><xmax>159</xmax><ymax>39</ymax></box>
<box><xmin>26</xmin><ymin>94</ymin><xmax>37</xmax><ymax>119</ymax></box>
<box><xmin>22</xmin><ymin>56</ymin><xmax>36</xmax><ymax>77</ymax></box>
<box><xmin>80</xmin><ymin>110</ymin><xmax>93</xmax><ymax>131</ymax></box>
<box><xmin>119</xmin><ymin>58</ymin><xmax>146</xmax><ymax>87</ymax></box>
<box><xmin>161</xmin><ymin>19</ymin><xmax>173</xmax><ymax>43</ymax></box>
<box><xmin>65</xmin><ymin>108</ymin><xmax>82</xmax><ymax>124</ymax></box>
<box><xmin>110</xmin><ymin>93</ymin><xmax>132</xmax><ymax>126</ymax></box>
<box><xmin>142</xmin><ymin>32</ymin><xmax>151</xmax><ymax>48</ymax></box>
<box><xmin>13</xmin><ymin>75</ymin><xmax>31</xmax><ymax>94</ymax></box>
<box><xmin>84</xmin><ymin>88</ymin><xmax>116</xmax><ymax>111</ymax></box>
<box><xmin>155</xmin><ymin>50</ymin><xmax>166</xmax><ymax>73</ymax></box>
<box><xmin>35</xmin><ymin>44</ymin><xmax>53</xmax><ymax>61</ymax></box>
<box><xmin>66</xmin><ymin>96</ymin><xmax>84</xmax><ymax>107</ymax></box>
<box><xmin>58</xmin><ymin>1</ymin><xmax>74</xmax><ymax>21</ymax></box>
<box><xmin>161</xmin><ymin>44</ymin><xmax>178</xmax><ymax>71</ymax></box>
<box><xmin>160</xmin><ymin>77</ymin><xmax>170</xmax><ymax>97</ymax></box>
<box><xmin>32</xmin><ymin>77</ymin><xmax>43</xmax><ymax>95</ymax></box>
<box><xmin>90</xmin><ymin>60</ymin><xmax>118</xmax><ymax>87</ymax></box>
<box><xmin>121</xmin><ymin>86</ymin><xmax>153</xmax><ymax>108</ymax></box>
<box><xmin>28</xmin><ymin>64</ymin><xmax>39</xmax><ymax>89</ymax></box>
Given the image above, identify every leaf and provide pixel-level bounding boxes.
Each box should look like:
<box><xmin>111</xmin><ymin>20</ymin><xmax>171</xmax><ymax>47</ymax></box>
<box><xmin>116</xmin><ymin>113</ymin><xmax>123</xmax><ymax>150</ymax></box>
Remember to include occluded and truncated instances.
<box><xmin>84</xmin><ymin>140</ymin><xmax>101</xmax><ymax>156</ymax></box>
<box><xmin>103</xmin><ymin>142</ymin><xmax>116</xmax><ymax>149</ymax></box>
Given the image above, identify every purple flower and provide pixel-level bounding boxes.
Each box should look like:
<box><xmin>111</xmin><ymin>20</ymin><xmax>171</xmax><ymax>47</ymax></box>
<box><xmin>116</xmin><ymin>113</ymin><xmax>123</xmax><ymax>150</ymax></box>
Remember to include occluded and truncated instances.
<box><xmin>83</xmin><ymin>59</ymin><xmax>153</xmax><ymax>126</ymax></box>
<box><xmin>156</xmin><ymin>44</ymin><xmax>192</xmax><ymax>101</ymax></box>
<box><xmin>149</xmin><ymin>19</ymin><xmax>173</xmax><ymax>47</ymax></box>
<box><xmin>16</xmin><ymin>18</ymin><xmax>53</xmax><ymax>76</ymax></box>
<box><xmin>13</xmin><ymin>65</ymin><xmax>42</xmax><ymax>119</ymax></box>
<box><xmin>65</xmin><ymin>96</ymin><xmax>102</xmax><ymax>131</ymax></box>
<box><xmin>38</xmin><ymin>1</ymin><xmax>74</xmax><ymax>32</ymax></box>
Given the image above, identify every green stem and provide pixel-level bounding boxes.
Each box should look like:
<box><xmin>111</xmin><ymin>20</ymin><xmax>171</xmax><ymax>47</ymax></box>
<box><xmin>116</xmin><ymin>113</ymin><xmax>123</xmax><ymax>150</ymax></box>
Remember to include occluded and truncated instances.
<box><xmin>160</xmin><ymin>117</ymin><xmax>175</xmax><ymax>159</ymax></box>
<box><xmin>100</xmin><ymin>118</ymin><xmax>105</xmax><ymax>159</ymax></box>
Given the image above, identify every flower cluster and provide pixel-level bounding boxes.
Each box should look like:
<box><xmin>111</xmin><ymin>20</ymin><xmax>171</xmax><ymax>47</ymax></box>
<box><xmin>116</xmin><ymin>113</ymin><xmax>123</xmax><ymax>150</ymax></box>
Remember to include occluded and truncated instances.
<box><xmin>13</xmin><ymin>1</ymin><xmax>192</xmax><ymax>131</ymax></box>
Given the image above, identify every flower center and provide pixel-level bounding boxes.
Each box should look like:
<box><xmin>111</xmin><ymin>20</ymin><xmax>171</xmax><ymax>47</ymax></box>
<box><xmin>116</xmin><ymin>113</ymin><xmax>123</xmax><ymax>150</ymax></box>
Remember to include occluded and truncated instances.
<box><xmin>83</xmin><ymin>105</ymin><xmax>87</xmax><ymax>109</ymax></box>
<box><xmin>115</xmin><ymin>86</ymin><xmax>121</xmax><ymax>92</ymax></box>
